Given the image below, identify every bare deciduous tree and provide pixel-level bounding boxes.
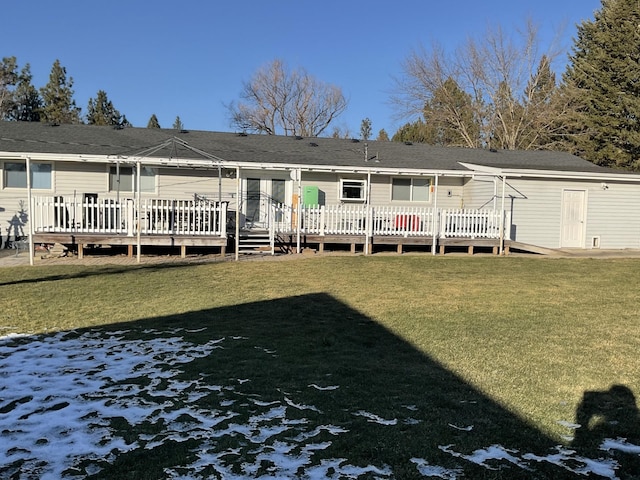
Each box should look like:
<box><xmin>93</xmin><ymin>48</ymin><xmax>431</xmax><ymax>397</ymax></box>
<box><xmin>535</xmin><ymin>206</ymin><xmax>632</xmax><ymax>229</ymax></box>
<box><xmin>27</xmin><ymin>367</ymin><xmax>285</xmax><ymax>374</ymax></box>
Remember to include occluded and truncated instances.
<box><xmin>392</xmin><ymin>19</ymin><xmax>565</xmax><ymax>150</ymax></box>
<box><xmin>229</xmin><ymin>59</ymin><xmax>348</xmax><ymax>137</ymax></box>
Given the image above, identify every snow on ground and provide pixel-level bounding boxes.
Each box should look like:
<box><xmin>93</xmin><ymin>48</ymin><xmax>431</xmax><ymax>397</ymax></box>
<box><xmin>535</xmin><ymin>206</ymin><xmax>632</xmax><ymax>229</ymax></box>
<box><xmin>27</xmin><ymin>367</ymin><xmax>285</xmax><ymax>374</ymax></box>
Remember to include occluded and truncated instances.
<box><xmin>0</xmin><ymin>330</ymin><xmax>637</xmax><ymax>479</ymax></box>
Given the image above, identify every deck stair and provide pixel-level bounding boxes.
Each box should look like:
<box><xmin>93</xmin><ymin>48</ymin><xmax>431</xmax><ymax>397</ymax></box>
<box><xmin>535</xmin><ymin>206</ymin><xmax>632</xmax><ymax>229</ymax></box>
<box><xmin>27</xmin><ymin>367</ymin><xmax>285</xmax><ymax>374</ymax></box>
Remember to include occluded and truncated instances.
<box><xmin>237</xmin><ymin>230</ymin><xmax>274</xmax><ymax>255</ymax></box>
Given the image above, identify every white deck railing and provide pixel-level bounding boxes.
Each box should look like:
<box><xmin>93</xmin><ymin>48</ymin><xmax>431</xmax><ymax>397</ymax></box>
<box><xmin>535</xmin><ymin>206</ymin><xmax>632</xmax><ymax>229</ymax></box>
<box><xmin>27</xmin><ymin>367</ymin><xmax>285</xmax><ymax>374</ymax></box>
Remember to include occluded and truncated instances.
<box><xmin>297</xmin><ymin>204</ymin><xmax>436</xmax><ymax>237</ymax></box>
<box><xmin>32</xmin><ymin>196</ymin><xmax>505</xmax><ymax>241</ymax></box>
<box><xmin>281</xmin><ymin>204</ymin><xmax>504</xmax><ymax>239</ymax></box>
<box><xmin>31</xmin><ymin>196</ymin><xmax>227</xmax><ymax>237</ymax></box>
<box><xmin>440</xmin><ymin>208</ymin><xmax>502</xmax><ymax>238</ymax></box>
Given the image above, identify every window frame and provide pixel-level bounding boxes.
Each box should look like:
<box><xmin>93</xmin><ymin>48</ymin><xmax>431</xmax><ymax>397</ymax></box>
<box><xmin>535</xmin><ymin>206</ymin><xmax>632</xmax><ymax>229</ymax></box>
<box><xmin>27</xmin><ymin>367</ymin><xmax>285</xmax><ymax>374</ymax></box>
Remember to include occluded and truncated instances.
<box><xmin>108</xmin><ymin>165</ymin><xmax>157</xmax><ymax>194</ymax></box>
<box><xmin>2</xmin><ymin>160</ymin><xmax>53</xmax><ymax>190</ymax></box>
<box><xmin>391</xmin><ymin>176</ymin><xmax>432</xmax><ymax>203</ymax></box>
<box><xmin>339</xmin><ymin>178</ymin><xmax>367</xmax><ymax>202</ymax></box>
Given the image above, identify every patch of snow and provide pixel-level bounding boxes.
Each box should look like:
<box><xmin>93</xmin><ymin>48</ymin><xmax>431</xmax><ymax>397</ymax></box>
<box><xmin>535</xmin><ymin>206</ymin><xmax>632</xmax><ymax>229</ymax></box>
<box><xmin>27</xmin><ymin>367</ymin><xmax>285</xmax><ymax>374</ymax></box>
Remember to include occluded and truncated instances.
<box><xmin>448</xmin><ymin>424</ymin><xmax>473</xmax><ymax>432</ymax></box>
<box><xmin>523</xmin><ymin>446</ymin><xmax>619</xmax><ymax>479</ymax></box>
<box><xmin>411</xmin><ymin>457</ymin><xmax>462</xmax><ymax>479</ymax></box>
<box><xmin>557</xmin><ymin>420</ymin><xmax>581</xmax><ymax>429</ymax></box>
<box><xmin>353</xmin><ymin>410</ymin><xmax>398</xmax><ymax>426</ymax></box>
<box><xmin>601</xmin><ymin>438</ymin><xmax>640</xmax><ymax>454</ymax></box>
<box><xmin>440</xmin><ymin>444</ymin><xmax>529</xmax><ymax>470</ymax></box>
<box><xmin>308</xmin><ymin>383</ymin><xmax>339</xmax><ymax>390</ymax></box>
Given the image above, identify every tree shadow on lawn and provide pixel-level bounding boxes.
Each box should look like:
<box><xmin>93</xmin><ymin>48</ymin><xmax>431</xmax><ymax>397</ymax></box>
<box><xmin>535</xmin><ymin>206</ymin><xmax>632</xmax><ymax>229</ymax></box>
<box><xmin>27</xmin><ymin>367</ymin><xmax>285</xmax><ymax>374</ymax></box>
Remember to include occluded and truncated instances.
<box><xmin>0</xmin><ymin>260</ymin><xmax>216</xmax><ymax>287</ymax></box>
<box><xmin>3</xmin><ymin>293</ymin><xmax>638</xmax><ymax>479</ymax></box>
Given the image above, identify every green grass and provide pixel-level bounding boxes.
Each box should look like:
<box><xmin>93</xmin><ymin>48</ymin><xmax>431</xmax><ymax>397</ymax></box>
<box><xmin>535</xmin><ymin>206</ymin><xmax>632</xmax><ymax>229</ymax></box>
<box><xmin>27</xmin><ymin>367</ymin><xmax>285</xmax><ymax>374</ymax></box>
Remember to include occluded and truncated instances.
<box><xmin>2</xmin><ymin>255</ymin><xmax>640</xmax><ymax>478</ymax></box>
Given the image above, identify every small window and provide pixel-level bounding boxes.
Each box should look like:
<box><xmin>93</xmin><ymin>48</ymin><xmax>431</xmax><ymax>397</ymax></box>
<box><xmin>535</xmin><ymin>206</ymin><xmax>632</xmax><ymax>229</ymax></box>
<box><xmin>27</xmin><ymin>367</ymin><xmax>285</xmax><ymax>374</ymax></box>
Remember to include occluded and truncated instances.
<box><xmin>3</xmin><ymin>161</ymin><xmax>52</xmax><ymax>189</ymax></box>
<box><xmin>391</xmin><ymin>177</ymin><xmax>431</xmax><ymax>202</ymax></box>
<box><xmin>109</xmin><ymin>166</ymin><xmax>156</xmax><ymax>193</ymax></box>
<box><xmin>340</xmin><ymin>179</ymin><xmax>366</xmax><ymax>201</ymax></box>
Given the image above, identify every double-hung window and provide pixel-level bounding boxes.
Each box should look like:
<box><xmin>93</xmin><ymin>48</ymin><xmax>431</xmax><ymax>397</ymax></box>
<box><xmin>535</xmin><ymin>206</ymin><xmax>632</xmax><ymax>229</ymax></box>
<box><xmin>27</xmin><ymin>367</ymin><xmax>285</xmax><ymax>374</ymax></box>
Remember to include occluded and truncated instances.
<box><xmin>3</xmin><ymin>161</ymin><xmax>52</xmax><ymax>189</ymax></box>
<box><xmin>391</xmin><ymin>177</ymin><xmax>431</xmax><ymax>202</ymax></box>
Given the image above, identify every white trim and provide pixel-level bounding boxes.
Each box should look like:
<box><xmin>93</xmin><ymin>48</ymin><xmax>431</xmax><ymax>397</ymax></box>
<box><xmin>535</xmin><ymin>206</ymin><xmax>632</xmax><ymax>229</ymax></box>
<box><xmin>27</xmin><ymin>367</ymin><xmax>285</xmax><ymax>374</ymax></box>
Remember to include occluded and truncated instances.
<box><xmin>460</xmin><ymin>162</ymin><xmax>640</xmax><ymax>183</ymax></box>
<box><xmin>339</xmin><ymin>178</ymin><xmax>367</xmax><ymax>202</ymax></box>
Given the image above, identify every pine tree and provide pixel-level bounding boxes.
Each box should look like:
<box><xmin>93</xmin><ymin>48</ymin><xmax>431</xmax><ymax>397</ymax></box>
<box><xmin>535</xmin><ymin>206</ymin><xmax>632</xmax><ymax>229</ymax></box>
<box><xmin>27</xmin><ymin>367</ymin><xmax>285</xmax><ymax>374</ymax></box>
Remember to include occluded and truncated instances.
<box><xmin>86</xmin><ymin>90</ymin><xmax>126</xmax><ymax>126</ymax></box>
<box><xmin>0</xmin><ymin>56</ymin><xmax>18</xmax><ymax>120</ymax></box>
<box><xmin>147</xmin><ymin>114</ymin><xmax>161</xmax><ymax>128</ymax></box>
<box><xmin>173</xmin><ymin>116</ymin><xmax>184</xmax><ymax>130</ymax></box>
<box><xmin>376</xmin><ymin>129</ymin><xmax>390</xmax><ymax>142</ymax></box>
<box><xmin>9</xmin><ymin>63</ymin><xmax>42</xmax><ymax>122</ymax></box>
<box><xmin>561</xmin><ymin>0</ymin><xmax>640</xmax><ymax>169</ymax></box>
<box><xmin>40</xmin><ymin>59</ymin><xmax>81</xmax><ymax>124</ymax></box>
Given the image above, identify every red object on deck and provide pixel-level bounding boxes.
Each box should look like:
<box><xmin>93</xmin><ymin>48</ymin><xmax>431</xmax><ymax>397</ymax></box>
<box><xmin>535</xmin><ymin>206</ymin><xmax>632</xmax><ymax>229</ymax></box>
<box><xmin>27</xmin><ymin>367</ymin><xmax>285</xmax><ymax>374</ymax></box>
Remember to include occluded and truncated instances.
<box><xmin>394</xmin><ymin>215</ymin><xmax>421</xmax><ymax>231</ymax></box>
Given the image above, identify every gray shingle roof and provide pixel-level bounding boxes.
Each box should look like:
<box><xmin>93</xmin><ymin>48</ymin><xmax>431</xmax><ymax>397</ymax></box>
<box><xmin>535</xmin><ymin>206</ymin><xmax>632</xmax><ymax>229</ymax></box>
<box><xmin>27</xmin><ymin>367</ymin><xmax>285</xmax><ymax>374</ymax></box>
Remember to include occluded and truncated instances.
<box><xmin>0</xmin><ymin>121</ymin><xmax>613</xmax><ymax>174</ymax></box>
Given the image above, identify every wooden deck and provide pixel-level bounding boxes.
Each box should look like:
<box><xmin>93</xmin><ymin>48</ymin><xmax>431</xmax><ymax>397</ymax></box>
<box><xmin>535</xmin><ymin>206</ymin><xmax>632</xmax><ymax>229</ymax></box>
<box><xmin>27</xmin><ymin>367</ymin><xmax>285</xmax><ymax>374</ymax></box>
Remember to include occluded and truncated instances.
<box><xmin>32</xmin><ymin>233</ymin><xmax>227</xmax><ymax>259</ymax></box>
<box><xmin>284</xmin><ymin>233</ymin><xmax>511</xmax><ymax>255</ymax></box>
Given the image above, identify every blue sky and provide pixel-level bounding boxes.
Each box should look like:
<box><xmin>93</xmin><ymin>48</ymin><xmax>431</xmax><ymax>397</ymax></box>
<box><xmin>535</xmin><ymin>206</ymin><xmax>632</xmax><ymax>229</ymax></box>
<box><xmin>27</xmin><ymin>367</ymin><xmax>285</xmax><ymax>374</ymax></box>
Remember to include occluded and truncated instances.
<box><xmin>5</xmin><ymin>0</ymin><xmax>602</xmax><ymax>137</ymax></box>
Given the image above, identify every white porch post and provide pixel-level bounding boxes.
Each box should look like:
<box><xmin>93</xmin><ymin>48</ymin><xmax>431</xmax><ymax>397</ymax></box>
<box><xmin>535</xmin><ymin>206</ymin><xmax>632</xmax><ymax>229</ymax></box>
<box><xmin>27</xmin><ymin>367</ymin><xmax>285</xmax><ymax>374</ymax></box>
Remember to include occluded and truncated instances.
<box><xmin>26</xmin><ymin>156</ymin><xmax>34</xmax><ymax>266</ymax></box>
<box><xmin>235</xmin><ymin>166</ymin><xmax>240</xmax><ymax>261</ymax></box>
<box><xmin>365</xmin><ymin>171</ymin><xmax>371</xmax><ymax>255</ymax></box>
<box><xmin>499</xmin><ymin>175</ymin><xmax>506</xmax><ymax>255</ymax></box>
<box><xmin>296</xmin><ymin>168</ymin><xmax>302</xmax><ymax>254</ymax></box>
<box><xmin>432</xmin><ymin>174</ymin><xmax>439</xmax><ymax>256</ymax></box>
<box><xmin>136</xmin><ymin>160</ymin><xmax>141</xmax><ymax>263</ymax></box>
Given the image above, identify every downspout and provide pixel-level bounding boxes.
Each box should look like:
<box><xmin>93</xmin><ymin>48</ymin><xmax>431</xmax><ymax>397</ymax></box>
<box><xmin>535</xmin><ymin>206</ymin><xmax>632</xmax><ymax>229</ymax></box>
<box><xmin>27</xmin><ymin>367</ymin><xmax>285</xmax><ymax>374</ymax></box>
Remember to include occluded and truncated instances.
<box><xmin>116</xmin><ymin>160</ymin><xmax>120</xmax><ymax>203</ymax></box>
<box><xmin>235</xmin><ymin>166</ymin><xmax>240</xmax><ymax>261</ymax></box>
<box><xmin>432</xmin><ymin>174</ymin><xmax>439</xmax><ymax>256</ymax></box>
<box><xmin>136</xmin><ymin>160</ymin><xmax>141</xmax><ymax>263</ymax></box>
<box><xmin>26</xmin><ymin>156</ymin><xmax>34</xmax><ymax>266</ymax></box>
<box><xmin>218</xmin><ymin>163</ymin><xmax>222</xmax><ymax>205</ymax></box>
<box><xmin>499</xmin><ymin>174</ymin><xmax>506</xmax><ymax>255</ymax></box>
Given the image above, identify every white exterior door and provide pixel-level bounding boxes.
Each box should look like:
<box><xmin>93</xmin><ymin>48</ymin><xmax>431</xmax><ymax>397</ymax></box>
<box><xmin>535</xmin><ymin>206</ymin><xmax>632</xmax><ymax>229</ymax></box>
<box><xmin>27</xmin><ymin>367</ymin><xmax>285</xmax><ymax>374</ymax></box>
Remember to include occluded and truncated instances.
<box><xmin>561</xmin><ymin>189</ymin><xmax>586</xmax><ymax>248</ymax></box>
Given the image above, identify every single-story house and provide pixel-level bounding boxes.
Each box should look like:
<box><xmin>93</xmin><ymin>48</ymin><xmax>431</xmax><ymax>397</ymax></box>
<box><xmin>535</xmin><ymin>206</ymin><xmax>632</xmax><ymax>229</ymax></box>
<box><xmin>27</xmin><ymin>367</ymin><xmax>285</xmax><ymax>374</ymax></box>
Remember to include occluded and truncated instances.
<box><xmin>1</xmin><ymin>121</ymin><xmax>640</xmax><ymax>262</ymax></box>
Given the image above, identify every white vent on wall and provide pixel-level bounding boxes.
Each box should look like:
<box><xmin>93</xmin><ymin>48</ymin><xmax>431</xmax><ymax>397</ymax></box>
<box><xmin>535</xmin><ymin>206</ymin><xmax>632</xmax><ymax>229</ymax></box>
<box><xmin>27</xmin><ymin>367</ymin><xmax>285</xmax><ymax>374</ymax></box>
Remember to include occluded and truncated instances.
<box><xmin>591</xmin><ymin>236</ymin><xmax>601</xmax><ymax>249</ymax></box>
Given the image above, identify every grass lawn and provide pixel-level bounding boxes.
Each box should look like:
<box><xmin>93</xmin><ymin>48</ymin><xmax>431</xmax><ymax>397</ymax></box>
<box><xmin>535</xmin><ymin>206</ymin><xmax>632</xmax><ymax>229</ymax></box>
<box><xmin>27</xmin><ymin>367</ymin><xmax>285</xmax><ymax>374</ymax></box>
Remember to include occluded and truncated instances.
<box><xmin>1</xmin><ymin>255</ymin><xmax>640</xmax><ymax>478</ymax></box>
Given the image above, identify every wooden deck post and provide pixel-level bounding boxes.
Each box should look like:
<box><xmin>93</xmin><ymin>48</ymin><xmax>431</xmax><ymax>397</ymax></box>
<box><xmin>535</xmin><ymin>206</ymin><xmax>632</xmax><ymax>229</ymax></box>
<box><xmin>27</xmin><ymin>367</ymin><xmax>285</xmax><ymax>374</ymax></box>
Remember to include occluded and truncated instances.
<box><xmin>181</xmin><ymin>245</ymin><xmax>187</xmax><ymax>258</ymax></box>
<box><xmin>468</xmin><ymin>245</ymin><xmax>474</xmax><ymax>255</ymax></box>
<box><xmin>397</xmin><ymin>243</ymin><xmax>403</xmax><ymax>254</ymax></box>
<box><xmin>78</xmin><ymin>244</ymin><xmax>84</xmax><ymax>259</ymax></box>
<box><xmin>127</xmin><ymin>244</ymin><xmax>133</xmax><ymax>258</ymax></box>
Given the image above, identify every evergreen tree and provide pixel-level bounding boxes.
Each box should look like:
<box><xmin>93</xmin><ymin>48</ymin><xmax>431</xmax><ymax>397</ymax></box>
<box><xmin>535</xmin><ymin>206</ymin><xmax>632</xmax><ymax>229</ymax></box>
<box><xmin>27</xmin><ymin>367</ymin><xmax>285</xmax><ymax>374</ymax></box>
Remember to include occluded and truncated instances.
<box><xmin>173</xmin><ymin>116</ymin><xmax>184</xmax><ymax>130</ymax></box>
<box><xmin>423</xmin><ymin>77</ymin><xmax>481</xmax><ymax>147</ymax></box>
<box><xmin>86</xmin><ymin>90</ymin><xmax>126</xmax><ymax>126</ymax></box>
<box><xmin>9</xmin><ymin>63</ymin><xmax>42</xmax><ymax>122</ymax></box>
<box><xmin>40</xmin><ymin>59</ymin><xmax>81</xmax><ymax>124</ymax></box>
<box><xmin>561</xmin><ymin>0</ymin><xmax>640</xmax><ymax>169</ymax></box>
<box><xmin>360</xmin><ymin>118</ymin><xmax>372</xmax><ymax>140</ymax></box>
<box><xmin>147</xmin><ymin>114</ymin><xmax>161</xmax><ymax>128</ymax></box>
<box><xmin>392</xmin><ymin>119</ymin><xmax>430</xmax><ymax>143</ymax></box>
<box><xmin>0</xmin><ymin>56</ymin><xmax>18</xmax><ymax>119</ymax></box>
<box><xmin>376</xmin><ymin>129</ymin><xmax>390</xmax><ymax>141</ymax></box>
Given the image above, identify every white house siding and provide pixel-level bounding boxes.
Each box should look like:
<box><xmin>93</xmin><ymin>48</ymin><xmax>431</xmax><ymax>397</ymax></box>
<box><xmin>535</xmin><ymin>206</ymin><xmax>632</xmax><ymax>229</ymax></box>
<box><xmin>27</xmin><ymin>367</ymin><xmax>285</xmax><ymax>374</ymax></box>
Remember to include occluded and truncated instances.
<box><xmin>503</xmin><ymin>177</ymin><xmax>640</xmax><ymax>249</ymax></box>
<box><xmin>463</xmin><ymin>176</ymin><xmax>498</xmax><ymax>209</ymax></box>
<box><xmin>502</xmin><ymin>178</ymin><xmax>563</xmax><ymax>247</ymax></box>
<box><xmin>156</xmin><ymin>168</ymin><xmax>235</xmax><ymax>201</ymax></box>
<box><xmin>54</xmin><ymin>162</ymin><xmax>109</xmax><ymax>196</ymax></box>
<box><xmin>584</xmin><ymin>181</ymin><xmax>640</xmax><ymax>249</ymax></box>
<box><xmin>300</xmin><ymin>172</ymin><xmax>341</xmax><ymax>205</ymax></box>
